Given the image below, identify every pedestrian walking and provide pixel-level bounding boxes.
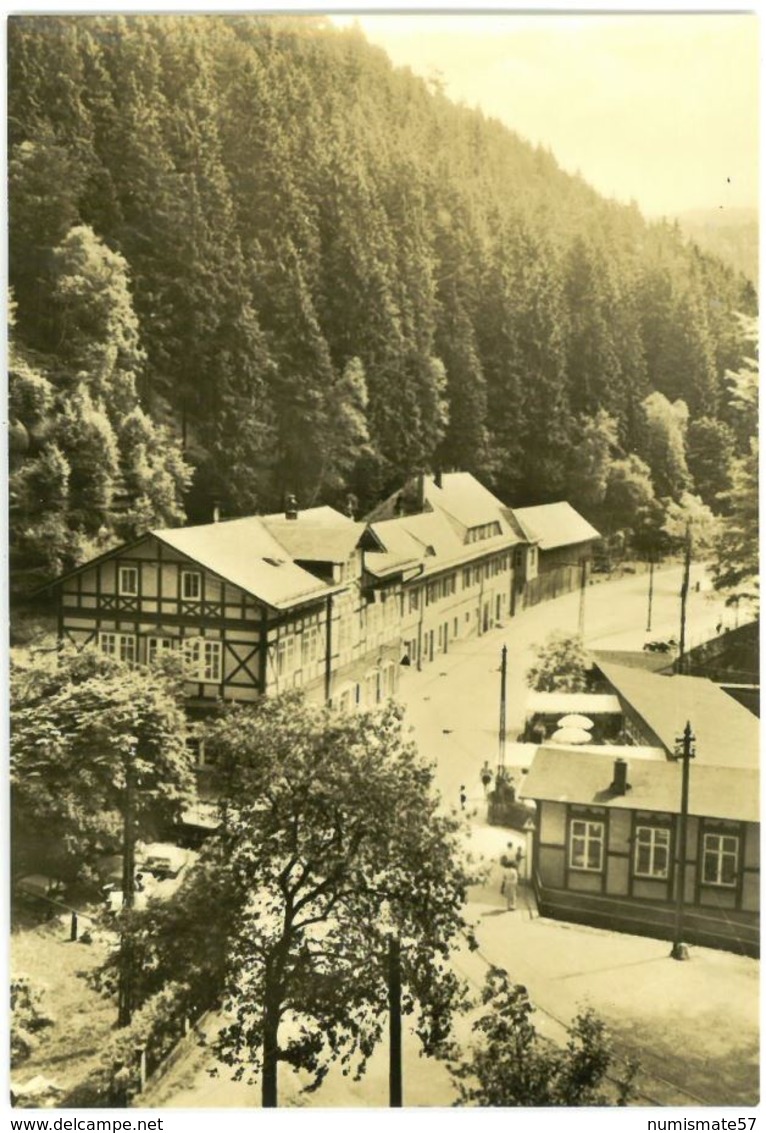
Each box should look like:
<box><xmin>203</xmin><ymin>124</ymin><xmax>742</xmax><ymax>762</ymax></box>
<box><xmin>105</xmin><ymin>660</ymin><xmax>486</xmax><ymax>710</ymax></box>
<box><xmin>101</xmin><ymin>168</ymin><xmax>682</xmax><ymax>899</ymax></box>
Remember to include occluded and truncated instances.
<box><xmin>459</xmin><ymin>785</ymin><xmax>467</xmax><ymax>811</ymax></box>
<box><xmin>480</xmin><ymin>760</ymin><xmax>493</xmax><ymax>796</ymax></box>
<box><xmin>502</xmin><ymin>862</ymin><xmax>519</xmax><ymax>911</ymax></box>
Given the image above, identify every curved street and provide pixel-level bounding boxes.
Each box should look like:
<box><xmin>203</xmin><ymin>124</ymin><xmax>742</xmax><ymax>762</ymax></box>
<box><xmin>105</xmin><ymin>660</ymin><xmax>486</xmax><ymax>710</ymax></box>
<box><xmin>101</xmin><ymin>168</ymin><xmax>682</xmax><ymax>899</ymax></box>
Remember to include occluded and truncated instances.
<box><xmin>399</xmin><ymin>562</ymin><xmax>735</xmax><ymax>810</ymax></box>
<box><xmin>140</xmin><ymin>564</ymin><xmax>759</xmax><ymax>1110</ymax></box>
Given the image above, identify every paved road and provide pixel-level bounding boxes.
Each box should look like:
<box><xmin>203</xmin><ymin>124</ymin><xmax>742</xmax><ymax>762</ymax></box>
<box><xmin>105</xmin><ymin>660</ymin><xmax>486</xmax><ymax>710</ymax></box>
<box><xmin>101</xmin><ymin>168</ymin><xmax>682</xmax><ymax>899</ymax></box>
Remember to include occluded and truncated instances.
<box><xmin>398</xmin><ymin>563</ymin><xmax>736</xmax><ymax>810</ymax></box>
<box><xmin>142</xmin><ymin>566</ymin><xmax>750</xmax><ymax>1109</ymax></box>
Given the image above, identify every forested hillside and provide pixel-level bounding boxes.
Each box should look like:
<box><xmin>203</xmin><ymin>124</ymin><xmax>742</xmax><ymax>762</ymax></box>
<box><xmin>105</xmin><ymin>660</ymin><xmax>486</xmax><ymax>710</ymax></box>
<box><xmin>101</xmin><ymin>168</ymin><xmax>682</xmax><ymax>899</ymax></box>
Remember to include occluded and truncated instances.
<box><xmin>676</xmin><ymin>208</ymin><xmax>758</xmax><ymax>290</ymax></box>
<box><xmin>8</xmin><ymin>15</ymin><xmax>758</xmax><ymax>595</ymax></box>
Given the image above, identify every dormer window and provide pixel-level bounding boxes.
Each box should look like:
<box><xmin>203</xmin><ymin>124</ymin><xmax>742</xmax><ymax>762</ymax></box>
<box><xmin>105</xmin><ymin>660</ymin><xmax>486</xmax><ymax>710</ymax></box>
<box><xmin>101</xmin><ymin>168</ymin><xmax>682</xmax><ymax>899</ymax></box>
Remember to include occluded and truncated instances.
<box><xmin>181</xmin><ymin>570</ymin><xmax>202</xmax><ymax>601</ymax></box>
<box><xmin>118</xmin><ymin>566</ymin><xmax>138</xmax><ymax>597</ymax></box>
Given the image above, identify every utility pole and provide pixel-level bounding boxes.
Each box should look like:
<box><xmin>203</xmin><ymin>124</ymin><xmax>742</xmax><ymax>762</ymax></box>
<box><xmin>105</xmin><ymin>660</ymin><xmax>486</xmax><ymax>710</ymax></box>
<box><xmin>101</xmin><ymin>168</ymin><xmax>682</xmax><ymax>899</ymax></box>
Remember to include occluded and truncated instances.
<box><xmin>118</xmin><ymin>748</ymin><xmax>137</xmax><ymax>1028</ymax></box>
<box><xmin>678</xmin><ymin>524</ymin><xmax>692</xmax><ymax>675</ymax></box>
<box><xmin>671</xmin><ymin>721</ymin><xmax>695</xmax><ymax>961</ymax></box>
<box><xmin>388</xmin><ymin>934</ymin><xmax>402</xmax><ymax>1107</ymax></box>
<box><xmin>498</xmin><ymin>644</ymin><xmax>508</xmax><ymax>780</ymax></box>
<box><xmin>578</xmin><ymin>559</ymin><xmax>588</xmax><ymax>637</ymax></box>
<box><xmin>646</xmin><ymin>553</ymin><xmax>655</xmax><ymax>633</ymax></box>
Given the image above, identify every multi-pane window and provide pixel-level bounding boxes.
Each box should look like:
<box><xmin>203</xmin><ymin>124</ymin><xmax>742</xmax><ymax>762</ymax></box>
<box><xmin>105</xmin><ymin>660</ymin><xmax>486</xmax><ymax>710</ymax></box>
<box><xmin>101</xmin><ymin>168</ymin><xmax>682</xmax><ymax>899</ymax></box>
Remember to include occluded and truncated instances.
<box><xmin>277</xmin><ymin>635</ymin><xmax>296</xmax><ymax>678</ymax></box>
<box><xmin>702</xmin><ymin>832</ymin><xmax>739</xmax><ymax>887</ymax></box>
<box><xmin>301</xmin><ymin>625</ymin><xmax>320</xmax><ymax>668</ymax></box>
<box><xmin>118</xmin><ymin>566</ymin><xmax>138</xmax><ymax>597</ymax></box>
<box><xmin>569</xmin><ymin>818</ymin><xmax>605</xmax><ymax>872</ymax></box>
<box><xmin>634</xmin><ymin>826</ymin><xmax>670</xmax><ymax>879</ymax></box>
<box><xmin>409</xmin><ymin>589</ymin><xmax>420</xmax><ymax>612</ymax></box>
<box><xmin>99</xmin><ymin>632</ymin><xmax>136</xmax><ymax>666</ymax></box>
<box><xmin>181</xmin><ymin>570</ymin><xmax>202</xmax><ymax>601</ymax></box>
<box><xmin>184</xmin><ymin>638</ymin><xmax>222</xmax><ymax>682</ymax></box>
<box><xmin>147</xmin><ymin>636</ymin><xmax>176</xmax><ymax>665</ymax></box>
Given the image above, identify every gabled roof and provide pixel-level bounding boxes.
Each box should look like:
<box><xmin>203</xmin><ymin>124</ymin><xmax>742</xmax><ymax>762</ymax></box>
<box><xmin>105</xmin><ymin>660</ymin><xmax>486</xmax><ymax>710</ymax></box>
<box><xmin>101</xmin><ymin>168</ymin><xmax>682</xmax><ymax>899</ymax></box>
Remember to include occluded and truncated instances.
<box><xmin>596</xmin><ymin>662</ymin><xmax>760</xmax><ymax>770</ymax></box>
<box><xmin>153</xmin><ymin>518</ymin><xmax>338</xmax><ymax>610</ymax></box>
<box><xmin>422</xmin><ymin>472</ymin><xmax>511</xmax><ymax>532</ymax></box>
<box><xmin>513</xmin><ymin>502</ymin><xmax>600</xmax><ymax>550</ymax></box>
<box><xmin>260</xmin><ymin>506</ymin><xmax>365</xmax><ymax>563</ymax></box>
<box><xmin>364</xmin><ymin>472</ymin><xmax>524</xmax><ymax>548</ymax></box>
<box><xmin>363</xmin><ymin>521</ymin><xmax>425</xmax><ymax>580</ymax></box>
<box><xmin>522</xmin><ymin>746</ymin><xmax>759</xmax><ymax>824</ymax></box>
<box><xmin>369</xmin><ymin>507</ymin><xmax>517</xmax><ymax>580</ymax></box>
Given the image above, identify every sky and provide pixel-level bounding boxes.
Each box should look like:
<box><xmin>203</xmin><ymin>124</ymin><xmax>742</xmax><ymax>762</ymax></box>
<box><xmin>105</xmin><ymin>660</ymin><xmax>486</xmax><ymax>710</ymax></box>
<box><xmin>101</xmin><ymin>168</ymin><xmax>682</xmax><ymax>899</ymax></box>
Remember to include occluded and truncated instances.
<box><xmin>331</xmin><ymin>10</ymin><xmax>759</xmax><ymax>220</ymax></box>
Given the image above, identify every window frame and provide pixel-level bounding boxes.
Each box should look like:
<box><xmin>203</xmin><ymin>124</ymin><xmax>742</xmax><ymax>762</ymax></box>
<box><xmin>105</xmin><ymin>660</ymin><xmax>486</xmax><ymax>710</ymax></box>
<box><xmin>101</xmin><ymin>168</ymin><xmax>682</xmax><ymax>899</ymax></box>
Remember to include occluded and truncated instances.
<box><xmin>633</xmin><ymin>824</ymin><xmax>671</xmax><ymax>880</ymax></box>
<box><xmin>181</xmin><ymin>570</ymin><xmax>202</xmax><ymax>601</ymax></box>
<box><xmin>568</xmin><ymin>816</ymin><xmax>605</xmax><ymax>873</ymax></box>
<box><xmin>118</xmin><ymin>565</ymin><xmax>139</xmax><ymax>597</ymax></box>
<box><xmin>147</xmin><ymin>636</ymin><xmax>177</xmax><ymax>665</ymax></box>
<box><xmin>702</xmin><ymin>831</ymin><xmax>739</xmax><ymax>889</ymax></box>
<box><xmin>183</xmin><ymin>636</ymin><xmax>222</xmax><ymax>682</ymax></box>
<box><xmin>99</xmin><ymin>631</ymin><xmax>136</xmax><ymax>666</ymax></box>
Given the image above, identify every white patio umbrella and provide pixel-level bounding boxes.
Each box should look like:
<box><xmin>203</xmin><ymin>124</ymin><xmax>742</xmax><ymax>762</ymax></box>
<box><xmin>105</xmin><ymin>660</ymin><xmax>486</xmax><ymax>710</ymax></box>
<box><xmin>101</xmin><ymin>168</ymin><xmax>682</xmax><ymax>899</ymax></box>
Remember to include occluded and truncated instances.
<box><xmin>550</xmin><ymin>726</ymin><xmax>592</xmax><ymax>745</ymax></box>
<box><xmin>557</xmin><ymin>713</ymin><xmax>594</xmax><ymax>730</ymax></box>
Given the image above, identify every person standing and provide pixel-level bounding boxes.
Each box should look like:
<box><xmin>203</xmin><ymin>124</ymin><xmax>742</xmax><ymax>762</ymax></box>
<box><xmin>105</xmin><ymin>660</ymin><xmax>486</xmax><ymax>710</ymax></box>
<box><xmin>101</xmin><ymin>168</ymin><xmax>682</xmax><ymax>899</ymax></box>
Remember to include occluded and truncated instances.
<box><xmin>480</xmin><ymin>760</ymin><xmax>493</xmax><ymax>796</ymax></box>
<box><xmin>503</xmin><ymin>862</ymin><xmax>519</xmax><ymax>911</ymax></box>
<box><xmin>459</xmin><ymin>785</ymin><xmax>467</xmax><ymax>811</ymax></box>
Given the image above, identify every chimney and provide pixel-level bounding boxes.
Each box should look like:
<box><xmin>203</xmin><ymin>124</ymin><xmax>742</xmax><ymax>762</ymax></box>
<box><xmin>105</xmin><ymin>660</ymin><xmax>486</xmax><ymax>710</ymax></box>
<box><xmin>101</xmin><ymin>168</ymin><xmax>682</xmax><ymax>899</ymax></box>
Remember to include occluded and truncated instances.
<box><xmin>611</xmin><ymin>758</ymin><xmax>630</xmax><ymax>796</ymax></box>
<box><xmin>345</xmin><ymin>493</ymin><xmax>357</xmax><ymax>520</ymax></box>
<box><xmin>394</xmin><ymin>493</ymin><xmax>405</xmax><ymax>517</ymax></box>
<box><xmin>285</xmin><ymin>493</ymin><xmax>298</xmax><ymax>521</ymax></box>
<box><xmin>212</xmin><ymin>499</ymin><xmax>220</xmax><ymax>524</ymax></box>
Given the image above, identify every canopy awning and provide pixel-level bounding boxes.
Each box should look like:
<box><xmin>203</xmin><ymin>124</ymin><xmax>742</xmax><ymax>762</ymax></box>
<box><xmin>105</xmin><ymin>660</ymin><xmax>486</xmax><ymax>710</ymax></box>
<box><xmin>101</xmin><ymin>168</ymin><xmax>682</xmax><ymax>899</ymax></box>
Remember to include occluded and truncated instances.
<box><xmin>526</xmin><ymin>692</ymin><xmax>622</xmax><ymax>716</ymax></box>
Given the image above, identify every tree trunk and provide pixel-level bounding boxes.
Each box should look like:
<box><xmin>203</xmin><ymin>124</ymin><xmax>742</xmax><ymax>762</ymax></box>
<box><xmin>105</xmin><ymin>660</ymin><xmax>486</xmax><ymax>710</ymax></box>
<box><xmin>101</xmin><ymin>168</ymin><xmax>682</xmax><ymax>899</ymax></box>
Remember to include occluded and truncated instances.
<box><xmin>261</xmin><ymin>1000</ymin><xmax>280</xmax><ymax>1108</ymax></box>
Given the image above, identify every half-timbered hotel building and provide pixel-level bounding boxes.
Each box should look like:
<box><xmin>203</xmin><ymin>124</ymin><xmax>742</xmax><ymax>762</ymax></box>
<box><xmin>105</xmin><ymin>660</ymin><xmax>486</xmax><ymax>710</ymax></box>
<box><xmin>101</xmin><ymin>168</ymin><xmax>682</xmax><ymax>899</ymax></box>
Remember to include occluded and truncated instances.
<box><xmin>49</xmin><ymin>472</ymin><xmax>600</xmax><ymax>720</ymax></box>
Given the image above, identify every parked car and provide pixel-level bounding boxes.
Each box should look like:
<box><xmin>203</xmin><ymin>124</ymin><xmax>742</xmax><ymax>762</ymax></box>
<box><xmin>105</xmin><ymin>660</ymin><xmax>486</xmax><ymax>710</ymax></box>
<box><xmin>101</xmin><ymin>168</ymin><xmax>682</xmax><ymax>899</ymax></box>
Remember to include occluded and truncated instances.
<box><xmin>141</xmin><ymin>843</ymin><xmax>189</xmax><ymax>880</ymax></box>
<box><xmin>643</xmin><ymin>637</ymin><xmax>678</xmax><ymax>654</ymax></box>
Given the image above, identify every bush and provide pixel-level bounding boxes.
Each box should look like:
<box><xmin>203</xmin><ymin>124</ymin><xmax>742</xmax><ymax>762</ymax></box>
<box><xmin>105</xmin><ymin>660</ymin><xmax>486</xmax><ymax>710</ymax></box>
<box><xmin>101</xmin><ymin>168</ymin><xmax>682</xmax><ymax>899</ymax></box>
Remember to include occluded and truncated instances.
<box><xmin>448</xmin><ymin>968</ymin><xmax>638</xmax><ymax>1106</ymax></box>
<box><xmin>525</xmin><ymin>632</ymin><xmax>591</xmax><ymax>693</ymax></box>
<box><xmin>11</xmin><ymin>976</ymin><xmax>54</xmax><ymax>1066</ymax></box>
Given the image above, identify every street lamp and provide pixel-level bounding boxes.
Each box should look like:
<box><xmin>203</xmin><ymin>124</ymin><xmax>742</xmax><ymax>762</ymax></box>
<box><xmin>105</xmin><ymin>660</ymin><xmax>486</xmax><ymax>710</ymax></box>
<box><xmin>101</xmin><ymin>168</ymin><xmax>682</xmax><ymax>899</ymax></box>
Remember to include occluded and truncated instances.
<box><xmin>646</xmin><ymin>551</ymin><xmax>655</xmax><ymax>633</ymax></box>
<box><xmin>671</xmin><ymin>721</ymin><xmax>695</xmax><ymax>961</ymax></box>
<box><xmin>677</xmin><ymin>523</ymin><xmax>692</xmax><ymax>675</ymax></box>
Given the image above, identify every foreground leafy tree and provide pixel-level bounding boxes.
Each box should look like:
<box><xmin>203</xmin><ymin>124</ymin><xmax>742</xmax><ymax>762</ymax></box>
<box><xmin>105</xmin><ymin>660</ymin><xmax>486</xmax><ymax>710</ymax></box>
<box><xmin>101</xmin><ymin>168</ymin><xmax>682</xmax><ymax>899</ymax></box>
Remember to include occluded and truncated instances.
<box><xmin>11</xmin><ymin>646</ymin><xmax>196</xmax><ymax>877</ymax></box>
<box><xmin>526</xmin><ymin>632</ymin><xmax>590</xmax><ymax>693</ymax></box>
<box><xmin>449</xmin><ymin>968</ymin><xmax>637</xmax><ymax>1106</ymax></box>
<box><xmin>203</xmin><ymin>695</ymin><xmax>474</xmax><ymax>1107</ymax></box>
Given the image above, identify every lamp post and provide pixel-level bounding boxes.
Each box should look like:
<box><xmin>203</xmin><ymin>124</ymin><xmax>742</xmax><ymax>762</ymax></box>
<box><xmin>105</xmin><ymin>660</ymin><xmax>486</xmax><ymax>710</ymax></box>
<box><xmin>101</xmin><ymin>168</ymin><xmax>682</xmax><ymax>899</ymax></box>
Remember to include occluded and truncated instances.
<box><xmin>677</xmin><ymin>523</ymin><xmax>692</xmax><ymax>675</ymax></box>
<box><xmin>671</xmin><ymin>721</ymin><xmax>695</xmax><ymax>961</ymax></box>
<box><xmin>646</xmin><ymin>552</ymin><xmax>655</xmax><ymax>633</ymax></box>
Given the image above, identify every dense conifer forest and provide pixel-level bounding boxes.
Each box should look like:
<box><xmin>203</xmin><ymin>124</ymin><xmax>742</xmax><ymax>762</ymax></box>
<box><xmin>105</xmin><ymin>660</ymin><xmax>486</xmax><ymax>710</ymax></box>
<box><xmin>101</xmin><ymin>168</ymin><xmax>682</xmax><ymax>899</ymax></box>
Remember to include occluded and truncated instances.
<box><xmin>8</xmin><ymin>14</ymin><xmax>758</xmax><ymax>596</ymax></box>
